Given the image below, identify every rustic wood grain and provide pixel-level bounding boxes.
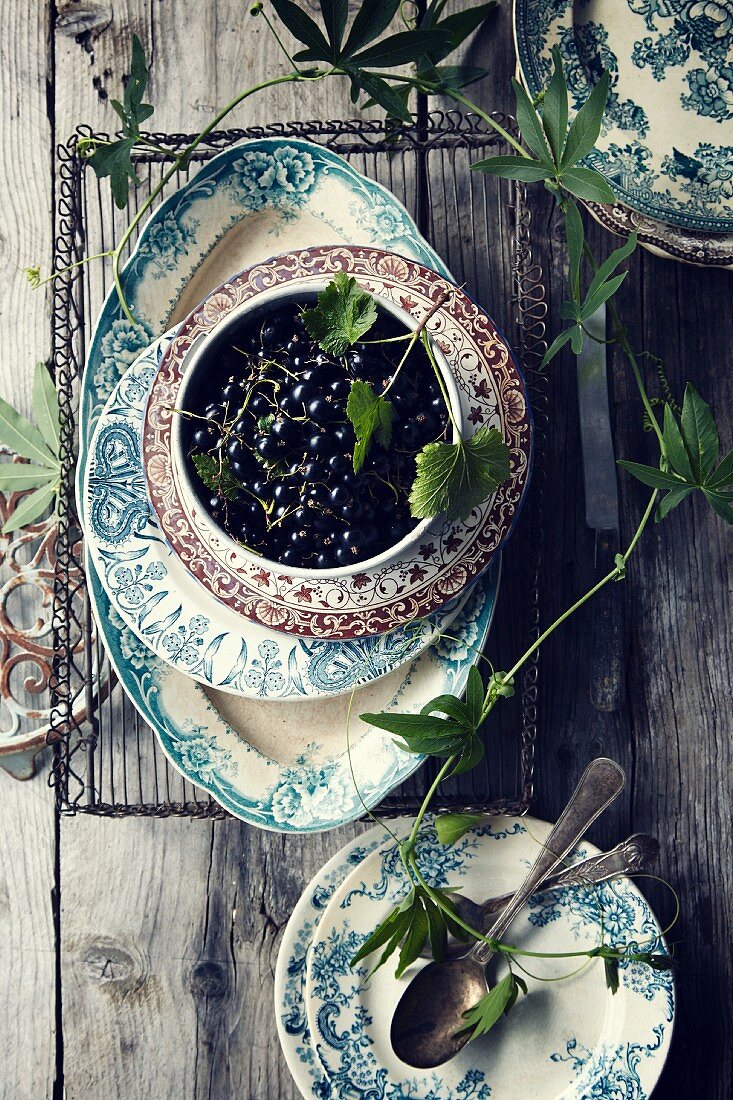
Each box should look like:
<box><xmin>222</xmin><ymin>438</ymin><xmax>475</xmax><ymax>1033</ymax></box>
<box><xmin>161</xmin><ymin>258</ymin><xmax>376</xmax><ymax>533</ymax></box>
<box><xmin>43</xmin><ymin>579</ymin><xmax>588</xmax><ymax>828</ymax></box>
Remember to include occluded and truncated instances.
<box><xmin>0</xmin><ymin>1</ymin><xmax>58</xmax><ymax>1097</ymax></box>
<box><xmin>0</xmin><ymin>1</ymin><xmax>727</xmax><ymax>1097</ymax></box>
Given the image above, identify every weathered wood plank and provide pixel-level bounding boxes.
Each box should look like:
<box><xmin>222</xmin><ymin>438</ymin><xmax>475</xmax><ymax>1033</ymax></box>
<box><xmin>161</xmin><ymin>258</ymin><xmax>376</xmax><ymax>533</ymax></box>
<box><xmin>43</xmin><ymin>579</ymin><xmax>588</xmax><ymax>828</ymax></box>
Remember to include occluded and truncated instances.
<box><xmin>0</xmin><ymin>2</ymin><xmax>58</xmax><ymax>1098</ymax></box>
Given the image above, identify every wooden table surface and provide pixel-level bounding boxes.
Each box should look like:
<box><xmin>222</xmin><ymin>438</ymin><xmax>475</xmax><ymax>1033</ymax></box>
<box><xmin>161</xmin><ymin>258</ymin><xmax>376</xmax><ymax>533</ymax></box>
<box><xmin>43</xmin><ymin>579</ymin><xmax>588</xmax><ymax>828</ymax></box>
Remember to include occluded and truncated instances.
<box><xmin>1</xmin><ymin>3</ymin><xmax>731</xmax><ymax>1098</ymax></box>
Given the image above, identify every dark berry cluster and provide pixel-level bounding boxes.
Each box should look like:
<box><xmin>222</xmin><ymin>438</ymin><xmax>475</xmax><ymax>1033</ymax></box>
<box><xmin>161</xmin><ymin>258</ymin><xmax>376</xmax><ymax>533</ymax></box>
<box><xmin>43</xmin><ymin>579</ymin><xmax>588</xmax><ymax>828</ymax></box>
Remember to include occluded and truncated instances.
<box><xmin>183</xmin><ymin>301</ymin><xmax>448</xmax><ymax>570</ymax></box>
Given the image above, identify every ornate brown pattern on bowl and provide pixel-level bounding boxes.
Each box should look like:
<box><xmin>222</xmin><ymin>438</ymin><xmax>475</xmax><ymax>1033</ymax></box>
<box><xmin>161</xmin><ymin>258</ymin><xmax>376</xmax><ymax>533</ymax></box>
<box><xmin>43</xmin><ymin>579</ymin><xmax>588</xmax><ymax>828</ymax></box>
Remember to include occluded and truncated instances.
<box><xmin>142</xmin><ymin>247</ymin><xmax>532</xmax><ymax>639</ymax></box>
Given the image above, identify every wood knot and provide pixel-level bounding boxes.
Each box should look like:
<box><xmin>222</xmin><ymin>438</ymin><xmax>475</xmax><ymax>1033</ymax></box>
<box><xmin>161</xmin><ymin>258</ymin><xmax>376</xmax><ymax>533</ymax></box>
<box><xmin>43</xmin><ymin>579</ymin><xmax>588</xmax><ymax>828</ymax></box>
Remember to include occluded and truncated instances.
<box><xmin>189</xmin><ymin>960</ymin><xmax>228</xmax><ymax>1000</ymax></box>
<box><xmin>80</xmin><ymin>939</ymin><xmax>145</xmax><ymax>994</ymax></box>
<box><xmin>55</xmin><ymin>4</ymin><xmax>112</xmax><ymax>38</ymax></box>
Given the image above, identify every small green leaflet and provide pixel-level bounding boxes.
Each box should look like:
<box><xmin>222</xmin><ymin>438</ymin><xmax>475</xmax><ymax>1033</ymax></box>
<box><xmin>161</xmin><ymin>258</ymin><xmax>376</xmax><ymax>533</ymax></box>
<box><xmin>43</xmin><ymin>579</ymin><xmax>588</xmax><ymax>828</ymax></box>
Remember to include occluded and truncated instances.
<box><xmin>455</xmin><ymin>972</ymin><xmax>527</xmax><ymax>1042</ymax></box>
<box><xmin>32</xmin><ymin>362</ymin><xmax>60</xmax><ymax>456</ymax></box>
<box><xmin>619</xmin><ymin>384</ymin><xmax>733</xmax><ymax>524</ymax></box>
<box><xmin>434</xmin><ymin>812</ymin><xmax>484</xmax><ymax>846</ymax></box>
<box><xmin>2</xmin><ymin>481</ymin><xmax>57</xmax><ymax>535</ymax></box>
<box><xmin>346</xmin><ymin>380</ymin><xmax>394</xmax><ymax>472</ymax></box>
<box><xmin>191</xmin><ymin>453</ymin><xmax>240</xmax><ymax>501</ymax></box>
<box><xmin>302</xmin><ymin>273</ymin><xmax>378</xmax><ymax>355</ymax></box>
<box><xmin>409</xmin><ymin>425</ymin><xmax>510</xmax><ymax>521</ymax></box>
<box><xmin>0</xmin><ymin>362</ymin><xmax>61</xmax><ymax>533</ymax></box>
<box><xmin>89</xmin><ymin>35</ymin><xmax>154</xmax><ymax>209</ymax></box>
<box><xmin>257</xmin><ymin>413</ymin><xmax>275</xmax><ymax>434</ymax></box>
<box><xmin>349</xmin><ymin>883</ymin><xmax>467</xmax><ymax>976</ymax></box>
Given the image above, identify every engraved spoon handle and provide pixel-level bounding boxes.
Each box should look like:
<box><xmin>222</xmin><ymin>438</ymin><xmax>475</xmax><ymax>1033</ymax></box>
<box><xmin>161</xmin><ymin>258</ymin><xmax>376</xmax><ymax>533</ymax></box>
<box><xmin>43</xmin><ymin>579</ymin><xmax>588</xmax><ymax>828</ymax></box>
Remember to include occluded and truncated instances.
<box><xmin>480</xmin><ymin>833</ymin><xmax>659</xmax><ymax>920</ymax></box>
<box><xmin>471</xmin><ymin>757</ymin><xmax>625</xmax><ymax>966</ymax></box>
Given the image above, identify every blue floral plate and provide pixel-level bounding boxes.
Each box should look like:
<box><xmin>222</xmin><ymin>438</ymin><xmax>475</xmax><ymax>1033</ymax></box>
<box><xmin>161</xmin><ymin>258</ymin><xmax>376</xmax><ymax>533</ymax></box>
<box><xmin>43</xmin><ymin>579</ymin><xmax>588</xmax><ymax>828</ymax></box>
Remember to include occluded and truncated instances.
<box><xmin>90</xmin><ymin>567</ymin><xmax>496</xmax><ymax>830</ymax></box>
<box><xmin>305</xmin><ymin>816</ymin><xmax>675</xmax><ymax>1097</ymax></box>
<box><xmin>515</xmin><ymin>0</ymin><xmax>733</xmax><ymax>233</ymax></box>
<box><xmin>83</xmin><ymin>333</ymin><xmax>474</xmax><ymax>700</ymax></box>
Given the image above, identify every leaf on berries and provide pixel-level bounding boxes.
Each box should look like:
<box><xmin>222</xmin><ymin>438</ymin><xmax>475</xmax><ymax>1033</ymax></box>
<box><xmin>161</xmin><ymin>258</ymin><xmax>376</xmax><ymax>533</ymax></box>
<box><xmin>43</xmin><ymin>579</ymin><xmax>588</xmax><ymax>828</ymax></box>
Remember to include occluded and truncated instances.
<box><xmin>409</xmin><ymin>425</ymin><xmax>510</xmax><ymax>521</ymax></box>
<box><xmin>302</xmin><ymin>272</ymin><xmax>378</xmax><ymax>355</ymax></box>
<box><xmin>191</xmin><ymin>453</ymin><xmax>240</xmax><ymax>501</ymax></box>
<box><xmin>346</xmin><ymin>379</ymin><xmax>394</xmax><ymax>472</ymax></box>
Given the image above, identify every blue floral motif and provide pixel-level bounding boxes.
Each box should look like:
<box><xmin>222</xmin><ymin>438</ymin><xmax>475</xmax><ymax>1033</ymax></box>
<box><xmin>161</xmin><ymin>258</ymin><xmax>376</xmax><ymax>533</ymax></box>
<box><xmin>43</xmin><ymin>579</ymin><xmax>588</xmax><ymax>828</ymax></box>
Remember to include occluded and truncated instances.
<box><xmin>262</xmin><ymin>744</ymin><xmax>355</xmax><ymax>830</ymax></box>
<box><xmin>88</xmin><ymin>420</ymin><xmax>150</xmax><ymax>543</ymax></box>
<box><xmin>244</xmin><ymin>638</ymin><xmax>286</xmax><ymax>696</ymax></box>
<box><xmin>94</xmin><ymin>318</ymin><xmax>151</xmax><ymax>402</ymax></box>
<box><xmin>161</xmin><ymin>613</ymin><xmax>211</xmax><ymax>666</ymax></box>
<box><xmin>682</xmin><ymin>1</ymin><xmax>733</xmax><ymax>57</ymax></box>
<box><xmin>228</xmin><ymin>145</ymin><xmax>317</xmax><ymax>218</ymax></box>
<box><xmin>550</xmin><ymin>1028</ymin><xmax>666</xmax><ymax>1099</ymax></box>
<box><xmin>682</xmin><ymin>63</ymin><xmax>733</xmax><ymax>118</ymax></box>
<box><xmin>662</xmin><ymin>142</ymin><xmax>733</xmax><ymax>197</ymax></box>
<box><xmin>136</xmin><ymin>211</ymin><xmax>199</xmax><ymax>278</ymax></box>
<box><xmin>168</xmin><ymin>718</ymin><xmax>237</xmax><ymax>783</ymax></box>
<box><xmin>631</xmin><ymin>30</ymin><xmax>690</xmax><ymax>79</ymax></box>
<box><xmin>528</xmin><ymin>878</ymin><xmax>637</xmax><ymax>938</ymax></box>
<box><xmin>352</xmin><ymin>194</ymin><xmax>407</xmax><ymax>244</ymax></box>
<box><xmin>558</xmin><ymin>23</ymin><xmax>651</xmax><ymax>137</ymax></box>
<box><xmin>108</xmin><ymin>607</ymin><xmax>164</xmax><ymax>673</ymax></box>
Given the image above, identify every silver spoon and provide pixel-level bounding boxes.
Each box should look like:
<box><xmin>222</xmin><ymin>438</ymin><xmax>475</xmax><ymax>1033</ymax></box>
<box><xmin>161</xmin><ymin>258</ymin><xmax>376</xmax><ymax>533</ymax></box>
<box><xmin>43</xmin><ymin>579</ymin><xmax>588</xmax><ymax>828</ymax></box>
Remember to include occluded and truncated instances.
<box><xmin>390</xmin><ymin>757</ymin><xmax>626</xmax><ymax>1069</ymax></box>
<box><xmin>419</xmin><ymin>832</ymin><xmax>659</xmax><ymax>959</ymax></box>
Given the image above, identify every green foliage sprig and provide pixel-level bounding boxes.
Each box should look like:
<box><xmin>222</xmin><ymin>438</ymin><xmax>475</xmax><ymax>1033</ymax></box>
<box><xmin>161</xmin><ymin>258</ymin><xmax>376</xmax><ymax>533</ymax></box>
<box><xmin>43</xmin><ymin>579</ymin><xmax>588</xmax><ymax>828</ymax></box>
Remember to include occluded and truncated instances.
<box><xmin>0</xmin><ymin>363</ymin><xmax>61</xmax><ymax>533</ymax></box>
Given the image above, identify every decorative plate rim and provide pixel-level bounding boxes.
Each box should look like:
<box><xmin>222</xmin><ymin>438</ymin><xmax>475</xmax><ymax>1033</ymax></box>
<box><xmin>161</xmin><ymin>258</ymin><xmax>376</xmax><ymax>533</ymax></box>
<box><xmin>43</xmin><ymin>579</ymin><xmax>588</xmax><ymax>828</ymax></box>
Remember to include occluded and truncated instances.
<box><xmin>513</xmin><ymin>0</ymin><xmax>733</xmax><ymax>234</ymax></box>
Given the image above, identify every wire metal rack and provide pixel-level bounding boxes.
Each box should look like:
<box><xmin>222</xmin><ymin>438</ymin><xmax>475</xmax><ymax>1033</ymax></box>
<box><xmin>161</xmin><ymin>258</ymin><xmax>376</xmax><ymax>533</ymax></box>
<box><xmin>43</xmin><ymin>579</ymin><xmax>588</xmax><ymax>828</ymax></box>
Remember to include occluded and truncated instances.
<box><xmin>47</xmin><ymin>112</ymin><xmax>548</xmax><ymax>820</ymax></box>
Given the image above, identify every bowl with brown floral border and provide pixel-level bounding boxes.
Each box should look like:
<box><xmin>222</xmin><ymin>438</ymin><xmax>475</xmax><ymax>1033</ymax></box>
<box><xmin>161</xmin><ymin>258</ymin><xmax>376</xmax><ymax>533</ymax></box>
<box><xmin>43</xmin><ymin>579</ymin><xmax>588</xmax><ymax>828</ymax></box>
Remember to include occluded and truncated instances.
<box><xmin>142</xmin><ymin>246</ymin><xmax>532</xmax><ymax>640</ymax></box>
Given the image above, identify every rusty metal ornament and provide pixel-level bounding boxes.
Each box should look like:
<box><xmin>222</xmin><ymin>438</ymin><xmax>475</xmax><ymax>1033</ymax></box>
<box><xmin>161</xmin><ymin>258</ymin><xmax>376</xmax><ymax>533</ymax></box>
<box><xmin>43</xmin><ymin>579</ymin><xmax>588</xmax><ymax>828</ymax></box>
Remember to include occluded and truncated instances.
<box><xmin>0</xmin><ymin>457</ymin><xmax>90</xmax><ymax>780</ymax></box>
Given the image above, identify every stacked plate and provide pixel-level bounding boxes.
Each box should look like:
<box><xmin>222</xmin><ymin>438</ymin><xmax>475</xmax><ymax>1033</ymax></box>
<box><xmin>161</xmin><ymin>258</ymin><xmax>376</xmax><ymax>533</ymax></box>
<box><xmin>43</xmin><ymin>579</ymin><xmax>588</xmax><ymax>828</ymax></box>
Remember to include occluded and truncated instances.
<box><xmin>514</xmin><ymin>0</ymin><xmax>733</xmax><ymax>268</ymax></box>
<box><xmin>275</xmin><ymin>816</ymin><xmax>675</xmax><ymax>1097</ymax></box>
<box><xmin>77</xmin><ymin>138</ymin><xmax>532</xmax><ymax>830</ymax></box>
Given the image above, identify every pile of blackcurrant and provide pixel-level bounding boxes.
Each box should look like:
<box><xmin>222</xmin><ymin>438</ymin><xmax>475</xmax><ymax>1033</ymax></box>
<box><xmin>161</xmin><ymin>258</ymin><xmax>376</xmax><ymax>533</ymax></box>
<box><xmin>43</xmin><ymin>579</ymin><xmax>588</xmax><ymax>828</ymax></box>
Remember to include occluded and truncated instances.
<box><xmin>182</xmin><ymin>300</ymin><xmax>449</xmax><ymax>570</ymax></box>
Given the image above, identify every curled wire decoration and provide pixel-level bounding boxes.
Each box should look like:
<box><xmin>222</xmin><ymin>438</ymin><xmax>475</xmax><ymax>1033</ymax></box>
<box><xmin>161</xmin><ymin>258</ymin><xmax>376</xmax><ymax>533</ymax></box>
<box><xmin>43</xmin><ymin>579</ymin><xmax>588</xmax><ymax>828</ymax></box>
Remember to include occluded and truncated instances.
<box><xmin>48</xmin><ymin>113</ymin><xmax>547</xmax><ymax>819</ymax></box>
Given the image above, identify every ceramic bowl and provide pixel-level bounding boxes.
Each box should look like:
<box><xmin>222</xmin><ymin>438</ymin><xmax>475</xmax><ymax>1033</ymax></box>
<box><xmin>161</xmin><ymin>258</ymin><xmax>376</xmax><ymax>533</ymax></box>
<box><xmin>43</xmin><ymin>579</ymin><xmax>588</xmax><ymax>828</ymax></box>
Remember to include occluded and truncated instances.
<box><xmin>142</xmin><ymin>245</ymin><xmax>533</xmax><ymax>640</ymax></box>
<box><xmin>169</xmin><ymin>278</ymin><xmax>463</xmax><ymax>583</ymax></box>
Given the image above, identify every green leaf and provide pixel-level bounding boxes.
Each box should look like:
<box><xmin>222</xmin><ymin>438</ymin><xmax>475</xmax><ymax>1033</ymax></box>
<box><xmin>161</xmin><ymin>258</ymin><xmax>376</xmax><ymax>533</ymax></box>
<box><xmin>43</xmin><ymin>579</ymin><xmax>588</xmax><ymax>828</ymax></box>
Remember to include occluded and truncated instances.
<box><xmin>450</xmin><ymin>732</ymin><xmax>485</xmax><ymax>775</ymax></box>
<box><xmin>464</xmin><ymin>665</ymin><xmax>484</xmax><ymax>730</ymax></box>
<box><xmin>580</xmin><ymin>272</ymin><xmax>627</xmax><ymax>321</ymax></box>
<box><xmin>346</xmin><ymin>380</ymin><xmax>394</xmax><ymax>472</ymax></box>
<box><xmin>409</xmin><ymin>425</ymin><xmax>511</xmax><ymax>522</ymax></box>
<box><xmin>191</xmin><ymin>453</ymin><xmax>240</xmax><ymax>501</ymax></box>
<box><xmin>352</xmin><ymin>70</ymin><xmax>412</xmax><ymax>123</ymax></box>
<box><xmin>271</xmin><ymin>0</ymin><xmax>332</xmax><ymax>58</ymax></box>
<box><xmin>257</xmin><ymin>413</ymin><xmax>275</xmax><ymax>433</ymax></box>
<box><xmin>704</xmin><ymin>489</ymin><xmax>733</xmax><ymax>524</ymax></box>
<box><xmin>2</xmin><ymin>480</ymin><xmax>56</xmax><ymax>534</ymax></box>
<box><xmin>656</xmin><ymin>486</ymin><xmax>693</xmax><ymax>520</ymax></box>
<box><xmin>604</xmin><ymin>956</ymin><xmax>620</xmax><ymax>995</ymax></box>
<box><xmin>320</xmin><ymin>0</ymin><xmax>349</xmax><ymax>56</ymax></box>
<box><xmin>0</xmin><ymin>393</ymin><xmax>58</xmax><ymax>468</ymax></box>
<box><xmin>562</xmin><ymin>71</ymin><xmax>610</xmax><ymax>168</ymax></box>
<box><xmin>706</xmin><ymin>448</ymin><xmax>733</xmax><ymax>489</ymax></box>
<box><xmin>351</xmin><ymin>29</ymin><xmax>445</xmax><ymax>68</ymax></box>
<box><xmin>455</xmin><ymin>972</ymin><xmax>519</xmax><ymax>1041</ymax></box>
<box><xmin>435</xmin><ymin>812</ymin><xmax>483</xmax><ymax>846</ymax></box>
<box><xmin>395</xmin><ymin>901</ymin><xmax>429</xmax><ymax>978</ymax></box>
<box><xmin>421</xmin><ymin>693</ymin><xmax>473</xmax><ymax>727</ymax></box>
<box><xmin>302</xmin><ymin>273</ymin><xmax>378</xmax><ymax>355</ymax></box>
<box><xmin>585</xmin><ymin>234</ymin><xmax>637</xmax><ymax>303</ymax></box>
<box><xmin>360</xmin><ymin>711</ymin><xmax>460</xmax><ymax>740</ymax></box>
<box><xmin>89</xmin><ymin>136</ymin><xmax>138</xmax><ymax>209</ymax></box>
<box><xmin>487</xmin><ymin>670</ymin><xmax>515</xmax><ymax>700</ymax></box>
<box><xmin>126</xmin><ymin>35</ymin><xmax>151</xmax><ymax>121</ymax></box>
<box><xmin>424</xmin><ymin>2</ymin><xmax>496</xmax><ymax>65</ymax></box>
<box><xmin>32</xmin><ymin>362</ymin><xmax>60</xmax><ymax>457</ymax></box>
<box><xmin>420</xmin><ymin>64</ymin><xmax>488</xmax><ymax>92</ymax></box>
<box><xmin>662</xmin><ymin>404</ymin><xmax>694</xmax><ymax>483</ymax></box>
<box><xmin>540</xmin><ymin>326</ymin><xmax>575</xmax><ymax>368</ymax></box>
<box><xmin>561</xmin><ymin>166</ymin><xmax>616</xmax><ymax>204</ymax></box>
<box><xmin>617</xmin><ymin>460</ymin><xmax>689</xmax><ymax>492</ymax></box>
<box><xmin>542</xmin><ymin>46</ymin><xmax>569</xmax><ymax>166</ymax></box>
<box><xmin>564</xmin><ymin>199</ymin><xmax>584</xmax><ymax>302</ymax></box>
<box><xmin>680</xmin><ymin>383</ymin><xmax>718</xmax><ymax>482</ymax></box>
<box><xmin>351</xmin><ymin>906</ymin><xmax>411</xmax><ymax>972</ymax></box>
<box><xmin>0</xmin><ymin>464</ymin><xmax>57</xmax><ymax>490</ymax></box>
<box><xmin>423</xmin><ymin>895</ymin><xmax>448</xmax><ymax>961</ymax></box>
<box><xmin>510</xmin><ymin>78</ymin><xmax>553</xmax><ymax>164</ymax></box>
<box><xmin>342</xmin><ymin>0</ymin><xmax>401</xmax><ymax>56</ymax></box>
<box><xmin>470</xmin><ymin>156</ymin><xmax>553</xmax><ymax>183</ymax></box>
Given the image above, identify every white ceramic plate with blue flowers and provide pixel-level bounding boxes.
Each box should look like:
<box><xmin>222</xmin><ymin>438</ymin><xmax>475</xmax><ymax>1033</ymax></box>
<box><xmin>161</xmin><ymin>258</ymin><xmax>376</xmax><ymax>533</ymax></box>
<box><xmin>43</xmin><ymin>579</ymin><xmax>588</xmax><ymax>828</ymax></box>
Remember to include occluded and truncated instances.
<box><xmin>515</xmin><ymin>0</ymin><xmax>733</xmax><ymax>233</ymax></box>
<box><xmin>274</xmin><ymin>817</ymin><xmax>413</xmax><ymax>1098</ymax></box>
<box><xmin>83</xmin><ymin>332</ymin><xmax>475</xmax><ymax>701</ymax></box>
<box><xmin>90</xmin><ymin>566</ymin><xmax>497</xmax><ymax>830</ymax></box>
<box><xmin>305</xmin><ymin>817</ymin><xmax>674</xmax><ymax>1098</ymax></box>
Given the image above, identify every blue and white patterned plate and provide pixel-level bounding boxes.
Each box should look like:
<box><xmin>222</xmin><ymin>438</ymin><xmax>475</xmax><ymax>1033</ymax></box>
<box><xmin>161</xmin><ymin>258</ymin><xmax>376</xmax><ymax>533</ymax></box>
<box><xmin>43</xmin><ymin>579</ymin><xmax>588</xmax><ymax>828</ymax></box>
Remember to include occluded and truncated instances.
<box><xmin>90</xmin><ymin>566</ymin><xmax>496</xmax><ymax>830</ymax></box>
<box><xmin>83</xmin><ymin>333</ymin><xmax>475</xmax><ymax>701</ymax></box>
<box><xmin>305</xmin><ymin>816</ymin><xmax>675</xmax><ymax>1097</ymax></box>
<box><xmin>515</xmin><ymin>0</ymin><xmax>733</xmax><ymax>233</ymax></box>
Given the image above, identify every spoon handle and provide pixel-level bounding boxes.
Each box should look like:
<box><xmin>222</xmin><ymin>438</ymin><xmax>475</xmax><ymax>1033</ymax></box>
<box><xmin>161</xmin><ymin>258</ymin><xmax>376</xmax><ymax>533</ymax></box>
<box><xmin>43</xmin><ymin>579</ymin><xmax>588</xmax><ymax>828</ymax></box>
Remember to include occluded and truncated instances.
<box><xmin>480</xmin><ymin>833</ymin><xmax>659</xmax><ymax>919</ymax></box>
<box><xmin>472</xmin><ymin>757</ymin><xmax>625</xmax><ymax>965</ymax></box>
